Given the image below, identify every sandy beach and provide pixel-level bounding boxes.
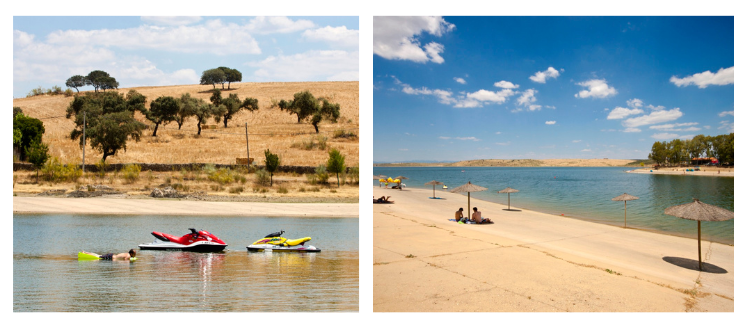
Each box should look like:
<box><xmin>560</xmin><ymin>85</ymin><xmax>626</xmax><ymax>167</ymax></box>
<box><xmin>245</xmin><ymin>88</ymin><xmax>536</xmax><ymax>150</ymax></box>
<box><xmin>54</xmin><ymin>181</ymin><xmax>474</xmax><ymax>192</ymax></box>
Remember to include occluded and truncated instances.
<box><xmin>373</xmin><ymin>186</ymin><xmax>733</xmax><ymax>312</ymax></box>
<box><xmin>628</xmin><ymin>168</ymin><xmax>734</xmax><ymax>177</ymax></box>
<box><xmin>13</xmin><ymin>196</ymin><xmax>359</xmax><ymax>218</ymax></box>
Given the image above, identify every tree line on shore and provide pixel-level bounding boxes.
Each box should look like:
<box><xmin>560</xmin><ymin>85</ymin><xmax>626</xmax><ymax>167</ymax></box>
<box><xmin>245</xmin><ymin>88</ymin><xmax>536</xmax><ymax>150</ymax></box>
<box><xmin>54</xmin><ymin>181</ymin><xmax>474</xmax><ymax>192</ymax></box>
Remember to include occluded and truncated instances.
<box><xmin>648</xmin><ymin>133</ymin><xmax>734</xmax><ymax>166</ymax></box>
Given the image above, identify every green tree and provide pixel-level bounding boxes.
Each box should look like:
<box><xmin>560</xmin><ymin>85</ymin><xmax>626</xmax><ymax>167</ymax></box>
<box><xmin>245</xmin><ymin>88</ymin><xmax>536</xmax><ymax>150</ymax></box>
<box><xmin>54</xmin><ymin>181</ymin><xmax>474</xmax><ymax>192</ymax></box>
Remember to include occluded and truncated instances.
<box><xmin>13</xmin><ymin>112</ymin><xmax>45</xmax><ymax>161</ymax></box>
<box><xmin>210</xmin><ymin>88</ymin><xmax>222</xmax><ymax>106</ymax></box>
<box><xmin>26</xmin><ymin>140</ymin><xmax>49</xmax><ymax>183</ymax></box>
<box><xmin>200</xmin><ymin>69</ymin><xmax>226</xmax><ymax>89</ymax></box>
<box><xmin>225</xmin><ymin>68</ymin><xmax>242</xmax><ymax>89</ymax></box>
<box><xmin>187</xmin><ymin>98</ymin><xmax>223</xmax><ymax>135</ymax></box>
<box><xmin>311</xmin><ymin>99</ymin><xmax>340</xmax><ymax>133</ymax></box>
<box><xmin>669</xmin><ymin>139</ymin><xmax>684</xmax><ymax>165</ymax></box>
<box><xmin>687</xmin><ymin>134</ymin><xmax>707</xmax><ymax>163</ymax></box>
<box><xmin>145</xmin><ymin>96</ymin><xmax>180</xmax><ymax>136</ymax></box>
<box><xmin>216</xmin><ymin>93</ymin><xmax>259</xmax><ymax>128</ymax></box>
<box><xmin>66</xmin><ymin>75</ymin><xmax>86</xmax><ymax>93</ymax></box>
<box><xmin>326</xmin><ymin>148</ymin><xmax>346</xmax><ymax>187</ymax></box>
<box><xmin>175</xmin><ymin>93</ymin><xmax>198</xmax><ymax>129</ymax></box>
<box><xmin>648</xmin><ymin>141</ymin><xmax>666</xmax><ymax>165</ymax></box>
<box><xmin>264</xmin><ymin>149</ymin><xmax>280</xmax><ymax>186</ymax></box>
<box><xmin>66</xmin><ymin>90</ymin><xmax>148</xmax><ymax>162</ymax></box>
<box><xmin>86</xmin><ymin>70</ymin><xmax>117</xmax><ymax>93</ymax></box>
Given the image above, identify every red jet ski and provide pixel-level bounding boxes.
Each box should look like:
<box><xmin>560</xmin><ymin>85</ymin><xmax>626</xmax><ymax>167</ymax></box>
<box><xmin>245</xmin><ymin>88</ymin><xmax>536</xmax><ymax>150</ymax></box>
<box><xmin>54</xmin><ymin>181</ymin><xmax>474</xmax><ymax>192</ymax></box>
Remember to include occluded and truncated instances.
<box><xmin>139</xmin><ymin>228</ymin><xmax>227</xmax><ymax>252</ymax></box>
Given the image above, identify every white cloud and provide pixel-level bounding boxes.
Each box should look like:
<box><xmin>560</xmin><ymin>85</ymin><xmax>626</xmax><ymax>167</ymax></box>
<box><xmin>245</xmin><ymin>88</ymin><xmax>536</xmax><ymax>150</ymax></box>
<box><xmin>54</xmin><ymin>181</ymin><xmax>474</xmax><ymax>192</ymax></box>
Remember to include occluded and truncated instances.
<box><xmin>581</xmin><ymin>149</ymin><xmax>592</xmax><ymax>152</ymax></box>
<box><xmin>248</xmin><ymin>50</ymin><xmax>358</xmax><ymax>82</ymax></box>
<box><xmin>465</xmin><ymin>89</ymin><xmax>515</xmax><ymax>104</ymax></box>
<box><xmin>575</xmin><ymin>79</ymin><xmax>618</xmax><ymax>99</ymax></box>
<box><xmin>719</xmin><ymin>111</ymin><xmax>734</xmax><ymax>117</ymax></box>
<box><xmin>622</xmin><ymin>108</ymin><xmax>683</xmax><ymax>128</ymax></box>
<box><xmin>455</xmin><ymin>137</ymin><xmax>480</xmax><ymax>141</ymax></box>
<box><xmin>245</xmin><ymin>16</ymin><xmax>316</xmax><ymax>34</ymax></box>
<box><xmin>302</xmin><ymin>26</ymin><xmax>358</xmax><ymax>48</ymax></box>
<box><xmin>44</xmin><ymin>19</ymin><xmax>262</xmax><ymax>55</ymax></box>
<box><xmin>670</xmin><ymin>66</ymin><xmax>734</xmax><ymax>88</ymax></box>
<box><xmin>494</xmin><ymin>80</ymin><xmax>519</xmax><ymax>89</ymax></box>
<box><xmin>704</xmin><ymin>125</ymin><xmax>711</xmax><ymax>129</ymax></box>
<box><xmin>141</xmin><ymin>16</ymin><xmax>202</xmax><ymax>26</ymax></box>
<box><xmin>647</xmin><ymin>104</ymin><xmax>666</xmax><ymax>111</ymax></box>
<box><xmin>651</xmin><ymin>133</ymin><xmax>680</xmax><ymax>140</ymax></box>
<box><xmin>572</xmin><ymin>140</ymin><xmax>581</xmax><ymax>143</ymax></box>
<box><xmin>607</xmin><ymin>107</ymin><xmax>644</xmax><ymax>120</ymax></box>
<box><xmin>545</xmin><ymin>121</ymin><xmax>556</xmax><ymax>125</ymax></box>
<box><xmin>454</xmin><ymin>77</ymin><xmax>466</xmax><ymax>84</ymax></box>
<box><xmin>424</xmin><ymin>42</ymin><xmax>446</xmax><ymax>64</ymax></box>
<box><xmin>529</xmin><ymin>67</ymin><xmax>560</xmax><ymax>83</ymax></box>
<box><xmin>719</xmin><ymin>121</ymin><xmax>734</xmax><ymax>133</ymax></box>
<box><xmin>627</xmin><ymin>98</ymin><xmax>643</xmax><ymax>108</ymax></box>
<box><xmin>495</xmin><ymin>131</ymin><xmax>502</xmax><ymax>135</ymax></box>
<box><xmin>439</xmin><ymin>136</ymin><xmax>451</xmax><ymax>140</ymax></box>
<box><xmin>373</xmin><ymin>16</ymin><xmax>454</xmax><ymax>64</ymax></box>
<box><xmin>545</xmin><ymin>105</ymin><xmax>556</xmax><ymax>109</ymax></box>
<box><xmin>495</xmin><ymin>142</ymin><xmax>510</xmax><ymax>146</ymax></box>
<box><xmin>513</xmin><ymin>89</ymin><xmax>541</xmax><ymax>111</ymax></box>
<box><xmin>649</xmin><ymin>122</ymin><xmax>700</xmax><ymax>132</ymax></box>
<box><xmin>623</xmin><ymin>127</ymin><xmax>641</xmax><ymax>133</ymax></box>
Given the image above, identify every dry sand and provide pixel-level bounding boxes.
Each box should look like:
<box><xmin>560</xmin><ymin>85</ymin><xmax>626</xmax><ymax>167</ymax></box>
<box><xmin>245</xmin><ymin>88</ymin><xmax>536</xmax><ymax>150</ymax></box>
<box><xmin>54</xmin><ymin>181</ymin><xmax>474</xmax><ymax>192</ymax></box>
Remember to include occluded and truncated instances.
<box><xmin>373</xmin><ymin>187</ymin><xmax>733</xmax><ymax>312</ymax></box>
<box><xmin>13</xmin><ymin>196</ymin><xmax>358</xmax><ymax>218</ymax></box>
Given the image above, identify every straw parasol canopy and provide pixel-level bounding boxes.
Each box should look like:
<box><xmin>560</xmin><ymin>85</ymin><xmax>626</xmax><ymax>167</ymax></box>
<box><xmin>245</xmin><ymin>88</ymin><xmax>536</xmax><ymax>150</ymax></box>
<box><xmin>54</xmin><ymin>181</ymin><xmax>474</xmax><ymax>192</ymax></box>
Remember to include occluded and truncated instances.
<box><xmin>450</xmin><ymin>181</ymin><xmax>488</xmax><ymax>218</ymax></box>
<box><xmin>664</xmin><ymin>198</ymin><xmax>734</xmax><ymax>271</ymax></box>
<box><xmin>424</xmin><ymin>180</ymin><xmax>444</xmax><ymax>198</ymax></box>
<box><xmin>498</xmin><ymin>187</ymin><xmax>520</xmax><ymax>210</ymax></box>
<box><xmin>612</xmin><ymin>193</ymin><xmax>639</xmax><ymax>228</ymax></box>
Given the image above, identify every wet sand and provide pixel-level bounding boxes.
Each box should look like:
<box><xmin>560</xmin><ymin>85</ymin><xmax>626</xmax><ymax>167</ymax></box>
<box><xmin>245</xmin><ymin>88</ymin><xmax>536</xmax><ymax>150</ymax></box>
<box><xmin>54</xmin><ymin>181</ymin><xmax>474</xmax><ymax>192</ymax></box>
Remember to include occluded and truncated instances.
<box><xmin>628</xmin><ymin>168</ymin><xmax>734</xmax><ymax>177</ymax></box>
<box><xmin>13</xmin><ymin>196</ymin><xmax>359</xmax><ymax>218</ymax></box>
<box><xmin>373</xmin><ymin>187</ymin><xmax>733</xmax><ymax>312</ymax></box>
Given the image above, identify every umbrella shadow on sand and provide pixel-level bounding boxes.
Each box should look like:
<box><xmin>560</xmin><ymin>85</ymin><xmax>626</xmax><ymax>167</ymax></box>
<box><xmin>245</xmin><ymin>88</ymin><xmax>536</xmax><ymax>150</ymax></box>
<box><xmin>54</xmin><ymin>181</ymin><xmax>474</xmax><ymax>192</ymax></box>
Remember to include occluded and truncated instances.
<box><xmin>662</xmin><ymin>256</ymin><xmax>728</xmax><ymax>274</ymax></box>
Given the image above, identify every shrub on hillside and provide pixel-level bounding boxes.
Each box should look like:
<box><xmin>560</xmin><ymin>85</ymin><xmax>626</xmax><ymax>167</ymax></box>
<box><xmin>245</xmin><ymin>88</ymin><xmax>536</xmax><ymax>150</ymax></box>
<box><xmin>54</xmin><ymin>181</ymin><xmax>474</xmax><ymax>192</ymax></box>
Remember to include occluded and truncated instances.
<box><xmin>121</xmin><ymin>164</ymin><xmax>141</xmax><ymax>183</ymax></box>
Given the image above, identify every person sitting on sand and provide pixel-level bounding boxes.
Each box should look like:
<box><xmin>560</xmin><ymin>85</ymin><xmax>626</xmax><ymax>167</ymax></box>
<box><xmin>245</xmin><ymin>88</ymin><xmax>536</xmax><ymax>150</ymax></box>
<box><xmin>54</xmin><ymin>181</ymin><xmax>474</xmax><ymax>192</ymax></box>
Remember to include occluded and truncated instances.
<box><xmin>455</xmin><ymin>208</ymin><xmax>466</xmax><ymax>222</ymax></box>
<box><xmin>471</xmin><ymin>207</ymin><xmax>493</xmax><ymax>224</ymax></box>
<box><xmin>82</xmin><ymin>249</ymin><xmax>136</xmax><ymax>260</ymax></box>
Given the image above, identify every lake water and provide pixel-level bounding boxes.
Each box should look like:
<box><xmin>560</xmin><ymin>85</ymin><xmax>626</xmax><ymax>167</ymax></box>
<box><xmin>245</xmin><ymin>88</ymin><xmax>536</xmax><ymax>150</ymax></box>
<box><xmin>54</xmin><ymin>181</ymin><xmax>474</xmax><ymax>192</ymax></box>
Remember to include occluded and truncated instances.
<box><xmin>373</xmin><ymin>166</ymin><xmax>734</xmax><ymax>244</ymax></box>
<box><xmin>13</xmin><ymin>214</ymin><xmax>358</xmax><ymax>312</ymax></box>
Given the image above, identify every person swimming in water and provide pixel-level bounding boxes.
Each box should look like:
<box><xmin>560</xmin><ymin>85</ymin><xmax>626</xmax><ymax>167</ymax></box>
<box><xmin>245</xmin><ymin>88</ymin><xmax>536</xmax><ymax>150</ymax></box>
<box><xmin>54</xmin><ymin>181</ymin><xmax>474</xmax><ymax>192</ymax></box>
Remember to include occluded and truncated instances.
<box><xmin>82</xmin><ymin>249</ymin><xmax>136</xmax><ymax>260</ymax></box>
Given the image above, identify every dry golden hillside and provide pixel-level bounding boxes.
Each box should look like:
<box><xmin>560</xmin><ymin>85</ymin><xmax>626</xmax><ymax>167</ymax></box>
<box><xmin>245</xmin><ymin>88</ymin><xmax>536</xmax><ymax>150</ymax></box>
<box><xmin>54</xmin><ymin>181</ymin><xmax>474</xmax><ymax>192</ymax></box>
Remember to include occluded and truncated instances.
<box><xmin>13</xmin><ymin>81</ymin><xmax>359</xmax><ymax>167</ymax></box>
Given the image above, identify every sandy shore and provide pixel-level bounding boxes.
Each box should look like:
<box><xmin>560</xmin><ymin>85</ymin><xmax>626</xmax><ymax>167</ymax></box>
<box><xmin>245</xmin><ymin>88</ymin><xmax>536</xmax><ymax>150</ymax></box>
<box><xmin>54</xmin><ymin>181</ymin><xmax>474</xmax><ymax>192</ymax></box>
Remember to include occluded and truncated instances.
<box><xmin>373</xmin><ymin>186</ymin><xmax>733</xmax><ymax>312</ymax></box>
<box><xmin>13</xmin><ymin>196</ymin><xmax>358</xmax><ymax>217</ymax></box>
<box><xmin>628</xmin><ymin>168</ymin><xmax>734</xmax><ymax>177</ymax></box>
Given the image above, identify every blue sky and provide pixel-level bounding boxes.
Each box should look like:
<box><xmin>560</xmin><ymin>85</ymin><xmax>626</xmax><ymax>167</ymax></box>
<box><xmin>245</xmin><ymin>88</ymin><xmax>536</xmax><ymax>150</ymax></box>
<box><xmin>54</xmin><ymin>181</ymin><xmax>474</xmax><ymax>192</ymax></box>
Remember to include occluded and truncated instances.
<box><xmin>373</xmin><ymin>16</ymin><xmax>734</xmax><ymax>162</ymax></box>
<box><xmin>13</xmin><ymin>16</ymin><xmax>358</xmax><ymax>98</ymax></box>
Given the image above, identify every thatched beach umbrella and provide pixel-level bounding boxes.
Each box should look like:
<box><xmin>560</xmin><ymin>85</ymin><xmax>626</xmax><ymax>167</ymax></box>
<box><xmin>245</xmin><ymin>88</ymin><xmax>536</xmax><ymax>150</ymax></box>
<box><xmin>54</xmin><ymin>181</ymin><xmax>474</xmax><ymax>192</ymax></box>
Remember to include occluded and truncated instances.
<box><xmin>424</xmin><ymin>180</ymin><xmax>444</xmax><ymax>198</ymax></box>
<box><xmin>394</xmin><ymin>176</ymin><xmax>408</xmax><ymax>190</ymax></box>
<box><xmin>664</xmin><ymin>198</ymin><xmax>734</xmax><ymax>271</ymax></box>
<box><xmin>498</xmin><ymin>187</ymin><xmax>520</xmax><ymax>210</ymax></box>
<box><xmin>612</xmin><ymin>193</ymin><xmax>639</xmax><ymax>228</ymax></box>
<box><xmin>374</xmin><ymin>175</ymin><xmax>387</xmax><ymax>187</ymax></box>
<box><xmin>450</xmin><ymin>181</ymin><xmax>488</xmax><ymax>218</ymax></box>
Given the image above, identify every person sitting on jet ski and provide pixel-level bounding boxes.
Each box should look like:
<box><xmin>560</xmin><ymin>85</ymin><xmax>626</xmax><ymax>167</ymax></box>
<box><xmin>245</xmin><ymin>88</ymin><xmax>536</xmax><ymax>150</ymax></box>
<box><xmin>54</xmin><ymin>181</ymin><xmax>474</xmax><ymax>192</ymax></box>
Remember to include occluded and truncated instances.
<box><xmin>81</xmin><ymin>249</ymin><xmax>136</xmax><ymax>260</ymax></box>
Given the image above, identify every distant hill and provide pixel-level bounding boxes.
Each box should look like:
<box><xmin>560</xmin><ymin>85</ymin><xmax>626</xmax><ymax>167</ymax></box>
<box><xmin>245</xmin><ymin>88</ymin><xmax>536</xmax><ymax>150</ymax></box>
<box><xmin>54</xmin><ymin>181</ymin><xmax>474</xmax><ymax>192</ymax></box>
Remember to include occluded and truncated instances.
<box><xmin>375</xmin><ymin>158</ymin><xmax>635</xmax><ymax>167</ymax></box>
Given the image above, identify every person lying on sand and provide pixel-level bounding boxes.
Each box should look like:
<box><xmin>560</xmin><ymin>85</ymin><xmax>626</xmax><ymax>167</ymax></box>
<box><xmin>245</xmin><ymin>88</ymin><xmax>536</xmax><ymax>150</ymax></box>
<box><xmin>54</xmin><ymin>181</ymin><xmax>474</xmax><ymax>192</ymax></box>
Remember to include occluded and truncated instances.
<box><xmin>82</xmin><ymin>249</ymin><xmax>136</xmax><ymax>260</ymax></box>
<box><xmin>471</xmin><ymin>207</ymin><xmax>493</xmax><ymax>224</ymax></box>
<box><xmin>375</xmin><ymin>196</ymin><xmax>392</xmax><ymax>203</ymax></box>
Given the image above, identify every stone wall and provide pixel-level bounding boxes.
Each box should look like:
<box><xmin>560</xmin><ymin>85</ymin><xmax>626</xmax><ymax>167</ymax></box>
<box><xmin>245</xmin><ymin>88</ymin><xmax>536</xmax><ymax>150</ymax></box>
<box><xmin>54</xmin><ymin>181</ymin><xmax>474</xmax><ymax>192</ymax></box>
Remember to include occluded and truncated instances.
<box><xmin>13</xmin><ymin>162</ymin><xmax>354</xmax><ymax>174</ymax></box>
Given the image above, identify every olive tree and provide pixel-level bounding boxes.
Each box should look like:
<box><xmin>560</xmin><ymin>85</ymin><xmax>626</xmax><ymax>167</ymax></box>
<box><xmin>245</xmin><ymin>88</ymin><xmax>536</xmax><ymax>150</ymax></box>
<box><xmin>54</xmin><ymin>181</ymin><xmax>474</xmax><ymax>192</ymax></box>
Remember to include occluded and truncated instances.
<box><xmin>200</xmin><ymin>69</ymin><xmax>226</xmax><ymax>89</ymax></box>
<box><xmin>86</xmin><ymin>70</ymin><xmax>118</xmax><ymax>93</ymax></box>
<box><xmin>13</xmin><ymin>112</ymin><xmax>45</xmax><ymax>161</ymax></box>
<box><xmin>216</xmin><ymin>93</ymin><xmax>259</xmax><ymax>128</ymax></box>
<box><xmin>65</xmin><ymin>75</ymin><xmax>86</xmax><ymax>93</ymax></box>
<box><xmin>66</xmin><ymin>90</ymin><xmax>148</xmax><ymax>162</ymax></box>
<box><xmin>145</xmin><ymin>96</ymin><xmax>180</xmax><ymax>136</ymax></box>
<box><xmin>277</xmin><ymin>91</ymin><xmax>341</xmax><ymax>132</ymax></box>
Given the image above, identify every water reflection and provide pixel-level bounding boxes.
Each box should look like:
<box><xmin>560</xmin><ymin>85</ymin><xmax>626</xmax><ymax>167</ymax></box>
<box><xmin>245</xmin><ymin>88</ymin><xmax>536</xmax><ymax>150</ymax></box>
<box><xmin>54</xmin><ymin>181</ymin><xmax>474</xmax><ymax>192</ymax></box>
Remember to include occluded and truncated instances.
<box><xmin>14</xmin><ymin>215</ymin><xmax>358</xmax><ymax>312</ymax></box>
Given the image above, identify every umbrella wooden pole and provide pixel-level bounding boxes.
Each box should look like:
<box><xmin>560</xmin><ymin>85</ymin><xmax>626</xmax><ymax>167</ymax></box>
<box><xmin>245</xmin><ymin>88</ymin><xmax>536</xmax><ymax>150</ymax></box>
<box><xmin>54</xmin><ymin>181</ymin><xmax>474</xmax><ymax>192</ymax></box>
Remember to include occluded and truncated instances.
<box><xmin>698</xmin><ymin>221</ymin><xmax>702</xmax><ymax>271</ymax></box>
<box><xmin>468</xmin><ymin>192</ymin><xmax>471</xmax><ymax>218</ymax></box>
<box><xmin>624</xmin><ymin>201</ymin><xmax>627</xmax><ymax>228</ymax></box>
<box><xmin>508</xmin><ymin>194</ymin><xmax>511</xmax><ymax>210</ymax></box>
<box><xmin>433</xmin><ymin>185</ymin><xmax>435</xmax><ymax>198</ymax></box>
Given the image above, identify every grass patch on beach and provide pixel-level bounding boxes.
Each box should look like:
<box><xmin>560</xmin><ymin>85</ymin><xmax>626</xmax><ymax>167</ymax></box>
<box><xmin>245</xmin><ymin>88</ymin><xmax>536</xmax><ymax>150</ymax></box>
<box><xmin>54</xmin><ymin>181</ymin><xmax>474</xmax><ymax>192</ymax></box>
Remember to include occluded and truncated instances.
<box><xmin>605</xmin><ymin>269</ymin><xmax>622</xmax><ymax>276</ymax></box>
<box><xmin>405</xmin><ymin>254</ymin><xmax>416</xmax><ymax>258</ymax></box>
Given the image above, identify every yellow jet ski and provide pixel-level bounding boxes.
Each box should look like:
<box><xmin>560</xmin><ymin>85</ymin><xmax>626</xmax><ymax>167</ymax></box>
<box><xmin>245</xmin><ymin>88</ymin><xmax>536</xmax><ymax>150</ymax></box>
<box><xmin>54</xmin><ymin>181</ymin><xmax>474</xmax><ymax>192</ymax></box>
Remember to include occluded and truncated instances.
<box><xmin>247</xmin><ymin>230</ymin><xmax>320</xmax><ymax>252</ymax></box>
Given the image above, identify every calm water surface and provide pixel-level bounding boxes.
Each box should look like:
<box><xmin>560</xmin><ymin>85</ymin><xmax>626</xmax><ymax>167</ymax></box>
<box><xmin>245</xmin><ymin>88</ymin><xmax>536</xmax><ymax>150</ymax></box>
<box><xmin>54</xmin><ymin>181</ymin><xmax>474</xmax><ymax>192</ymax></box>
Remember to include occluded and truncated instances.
<box><xmin>374</xmin><ymin>167</ymin><xmax>734</xmax><ymax>244</ymax></box>
<box><xmin>14</xmin><ymin>214</ymin><xmax>358</xmax><ymax>312</ymax></box>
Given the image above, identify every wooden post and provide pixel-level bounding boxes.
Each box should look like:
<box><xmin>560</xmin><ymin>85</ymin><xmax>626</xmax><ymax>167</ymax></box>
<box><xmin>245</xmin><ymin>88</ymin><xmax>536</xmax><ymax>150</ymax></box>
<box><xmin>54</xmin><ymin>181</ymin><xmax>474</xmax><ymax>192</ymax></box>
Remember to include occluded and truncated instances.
<box><xmin>245</xmin><ymin>123</ymin><xmax>250</xmax><ymax>171</ymax></box>
<box><xmin>698</xmin><ymin>221</ymin><xmax>702</xmax><ymax>271</ymax></box>
<box><xmin>624</xmin><ymin>201</ymin><xmax>627</xmax><ymax>228</ymax></box>
<box><xmin>82</xmin><ymin>112</ymin><xmax>86</xmax><ymax>174</ymax></box>
<box><xmin>468</xmin><ymin>192</ymin><xmax>471</xmax><ymax>219</ymax></box>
